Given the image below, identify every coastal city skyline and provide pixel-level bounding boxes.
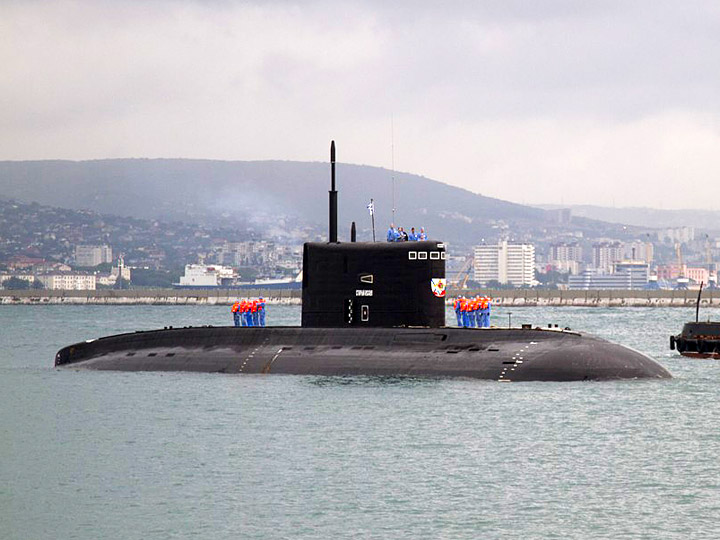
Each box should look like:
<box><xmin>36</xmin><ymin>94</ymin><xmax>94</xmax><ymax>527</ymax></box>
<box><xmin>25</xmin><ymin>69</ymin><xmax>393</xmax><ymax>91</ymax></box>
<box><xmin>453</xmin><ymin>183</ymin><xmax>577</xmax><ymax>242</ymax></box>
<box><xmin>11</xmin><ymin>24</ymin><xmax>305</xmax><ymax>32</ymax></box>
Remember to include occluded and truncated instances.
<box><xmin>2</xmin><ymin>1</ymin><xmax>720</xmax><ymax>210</ymax></box>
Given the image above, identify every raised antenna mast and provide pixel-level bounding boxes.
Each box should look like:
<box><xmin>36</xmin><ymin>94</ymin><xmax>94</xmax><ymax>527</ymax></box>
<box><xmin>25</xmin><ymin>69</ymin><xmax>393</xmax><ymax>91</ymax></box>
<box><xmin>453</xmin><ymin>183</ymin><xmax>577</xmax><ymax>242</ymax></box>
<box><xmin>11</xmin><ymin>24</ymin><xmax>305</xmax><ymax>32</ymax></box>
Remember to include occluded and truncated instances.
<box><xmin>391</xmin><ymin>115</ymin><xmax>395</xmax><ymax>224</ymax></box>
<box><xmin>329</xmin><ymin>140</ymin><xmax>337</xmax><ymax>243</ymax></box>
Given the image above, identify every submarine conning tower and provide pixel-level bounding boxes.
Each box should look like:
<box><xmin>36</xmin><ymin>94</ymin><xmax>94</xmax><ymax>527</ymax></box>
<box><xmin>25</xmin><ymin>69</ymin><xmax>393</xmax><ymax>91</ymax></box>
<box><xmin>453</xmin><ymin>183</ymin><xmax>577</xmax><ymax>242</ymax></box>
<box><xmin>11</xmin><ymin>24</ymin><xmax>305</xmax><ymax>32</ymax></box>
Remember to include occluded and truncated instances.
<box><xmin>301</xmin><ymin>141</ymin><xmax>446</xmax><ymax>328</ymax></box>
<box><xmin>302</xmin><ymin>241</ymin><xmax>446</xmax><ymax>328</ymax></box>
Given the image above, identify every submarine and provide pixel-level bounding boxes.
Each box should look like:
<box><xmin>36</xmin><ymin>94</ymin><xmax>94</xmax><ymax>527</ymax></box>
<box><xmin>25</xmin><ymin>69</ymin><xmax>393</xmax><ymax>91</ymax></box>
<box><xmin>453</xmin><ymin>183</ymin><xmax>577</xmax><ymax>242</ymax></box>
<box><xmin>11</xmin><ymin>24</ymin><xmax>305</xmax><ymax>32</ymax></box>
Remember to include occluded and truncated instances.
<box><xmin>56</xmin><ymin>142</ymin><xmax>671</xmax><ymax>382</ymax></box>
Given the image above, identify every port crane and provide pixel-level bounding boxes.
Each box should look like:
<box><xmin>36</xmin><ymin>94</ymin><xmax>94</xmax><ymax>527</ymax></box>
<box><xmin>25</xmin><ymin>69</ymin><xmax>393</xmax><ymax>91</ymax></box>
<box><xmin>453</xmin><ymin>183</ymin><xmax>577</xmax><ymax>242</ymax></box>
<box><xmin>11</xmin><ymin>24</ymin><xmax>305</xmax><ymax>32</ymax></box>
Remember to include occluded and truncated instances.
<box><xmin>449</xmin><ymin>255</ymin><xmax>474</xmax><ymax>289</ymax></box>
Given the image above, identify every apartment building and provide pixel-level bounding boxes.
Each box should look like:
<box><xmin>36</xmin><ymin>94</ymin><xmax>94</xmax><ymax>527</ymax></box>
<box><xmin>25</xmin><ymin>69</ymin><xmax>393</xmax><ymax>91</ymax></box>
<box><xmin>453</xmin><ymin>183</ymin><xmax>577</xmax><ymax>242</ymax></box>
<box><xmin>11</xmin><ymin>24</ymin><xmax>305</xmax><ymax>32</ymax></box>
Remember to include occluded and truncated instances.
<box><xmin>474</xmin><ymin>241</ymin><xmax>535</xmax><ymax>286</ymax></box>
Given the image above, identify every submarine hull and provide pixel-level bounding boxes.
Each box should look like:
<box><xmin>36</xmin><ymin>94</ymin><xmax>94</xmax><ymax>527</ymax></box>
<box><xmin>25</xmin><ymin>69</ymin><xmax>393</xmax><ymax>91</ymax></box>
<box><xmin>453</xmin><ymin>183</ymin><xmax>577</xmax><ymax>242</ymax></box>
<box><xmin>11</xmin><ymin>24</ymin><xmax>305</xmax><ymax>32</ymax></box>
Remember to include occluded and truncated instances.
<box><xmin>56</xmin><ymin>326</ymin><xmax>670</xmax><ymax>382</ymax></box>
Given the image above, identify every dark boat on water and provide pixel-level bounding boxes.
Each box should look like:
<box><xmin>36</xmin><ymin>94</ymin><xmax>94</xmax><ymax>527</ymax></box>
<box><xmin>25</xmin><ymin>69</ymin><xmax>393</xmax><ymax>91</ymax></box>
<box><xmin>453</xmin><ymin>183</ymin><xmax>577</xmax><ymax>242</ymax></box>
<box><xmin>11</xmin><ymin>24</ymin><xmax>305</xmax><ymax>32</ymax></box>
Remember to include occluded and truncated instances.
<box><xmin>670</xmin><ymin>283</ymin><xmax>720</xmax><ymax>358</ymax></box>
<box><xmin>56</xmin><ymin>143</ymin><xmax>671</xmax><ymax>381</ymax></box>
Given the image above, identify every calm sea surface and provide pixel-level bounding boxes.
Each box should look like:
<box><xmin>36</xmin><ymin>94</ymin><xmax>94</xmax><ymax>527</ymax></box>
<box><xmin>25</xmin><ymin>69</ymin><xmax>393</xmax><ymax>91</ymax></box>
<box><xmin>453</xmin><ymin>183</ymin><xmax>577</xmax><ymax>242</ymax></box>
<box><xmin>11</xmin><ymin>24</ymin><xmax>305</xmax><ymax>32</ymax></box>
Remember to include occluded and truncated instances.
<box><xmin>2</xmin><ymin>304</ymin><xmax>720</xmax><ymax>539</ymax></box>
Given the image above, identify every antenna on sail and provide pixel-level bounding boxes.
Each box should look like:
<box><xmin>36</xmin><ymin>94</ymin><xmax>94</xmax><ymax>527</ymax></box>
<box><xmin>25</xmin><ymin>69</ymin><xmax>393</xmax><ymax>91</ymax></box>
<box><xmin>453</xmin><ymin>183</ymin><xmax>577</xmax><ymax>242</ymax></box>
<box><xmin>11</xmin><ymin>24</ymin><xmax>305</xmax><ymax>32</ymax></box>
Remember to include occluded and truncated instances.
<box><xmin>391</xmin><ymin>115</ymin><xmax>396</xmax><ymax>224</ymax></box>
<box><xmin>329</xmin><ymin>141</ymin><xmax>337</xmax><ymax>243</ymax></box>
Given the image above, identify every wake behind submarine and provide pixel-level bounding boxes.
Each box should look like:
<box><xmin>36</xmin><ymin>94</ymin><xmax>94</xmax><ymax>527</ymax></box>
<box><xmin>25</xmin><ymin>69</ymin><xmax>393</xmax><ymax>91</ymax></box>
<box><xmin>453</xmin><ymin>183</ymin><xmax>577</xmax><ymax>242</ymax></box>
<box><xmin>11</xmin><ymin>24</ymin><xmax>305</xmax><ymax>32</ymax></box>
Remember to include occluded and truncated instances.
<box><xmin>56</xmin><ymin>142</ymin><xmax>670</xmax><ymax>382</ymax></box>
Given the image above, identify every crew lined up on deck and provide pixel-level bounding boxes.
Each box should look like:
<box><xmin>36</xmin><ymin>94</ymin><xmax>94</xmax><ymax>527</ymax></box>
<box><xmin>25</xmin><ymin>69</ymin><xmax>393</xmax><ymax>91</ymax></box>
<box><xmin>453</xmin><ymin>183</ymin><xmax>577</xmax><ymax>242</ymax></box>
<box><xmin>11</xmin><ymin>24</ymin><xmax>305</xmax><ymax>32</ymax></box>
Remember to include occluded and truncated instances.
<box><xmin>231</xmin><ymin>298</ymin><xmax>266</xmax><ymax>327</ymax></box>
<box><xmin>386</xmin><ymin>224</ymin><xmax>427</xmax><ymax>242</ymax></box>
<box><xmin>453</xmin><ymin>296</ymin><xmax>492</xmax><ymax>328</ymax></box>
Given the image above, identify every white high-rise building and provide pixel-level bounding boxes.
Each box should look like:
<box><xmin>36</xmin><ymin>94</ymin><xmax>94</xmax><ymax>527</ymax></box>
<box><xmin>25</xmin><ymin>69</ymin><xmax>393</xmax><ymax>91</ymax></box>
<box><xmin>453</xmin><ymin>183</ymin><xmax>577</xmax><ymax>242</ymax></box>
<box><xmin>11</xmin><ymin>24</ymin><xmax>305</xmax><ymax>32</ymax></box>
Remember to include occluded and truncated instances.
<box><xmin>473</xmin><ymin>241</ymin><xmax>535</xmax><ymax>286</ymax></box>
<box><xmin>549</xmin><ymin>242</ymin><xmax>583</xmax><ymax>263</ymax></box>
<box><xmin>549</xmin><ymin>242</ymin><xmax>583</xmax><ymax>274</ymax></box>
<box><xmin>592</xmin><ymin>242</ymin><xmax>623</xmax><ymax>273</ymax></box>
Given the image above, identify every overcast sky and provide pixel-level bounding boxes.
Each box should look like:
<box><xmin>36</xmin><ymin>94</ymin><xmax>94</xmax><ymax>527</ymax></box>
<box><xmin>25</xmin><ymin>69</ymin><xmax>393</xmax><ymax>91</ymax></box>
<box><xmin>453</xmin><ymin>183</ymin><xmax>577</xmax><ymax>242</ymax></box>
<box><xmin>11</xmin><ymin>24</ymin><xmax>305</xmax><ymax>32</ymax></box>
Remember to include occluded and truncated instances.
<box><xmin>2</xmin><ymin>0</ymin><xmax>719</xmax><ymax>209</ymax></box>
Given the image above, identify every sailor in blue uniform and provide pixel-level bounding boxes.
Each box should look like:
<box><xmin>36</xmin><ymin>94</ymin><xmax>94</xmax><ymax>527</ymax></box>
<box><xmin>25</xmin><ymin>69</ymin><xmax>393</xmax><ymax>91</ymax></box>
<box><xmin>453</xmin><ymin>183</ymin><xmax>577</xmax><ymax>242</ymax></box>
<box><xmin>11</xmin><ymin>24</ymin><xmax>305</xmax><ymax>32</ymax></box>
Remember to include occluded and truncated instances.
<box><xmin>483</xmin><ymin>297</ymin><xmax>492</xmax><ymax>328</ymax></box>
<box><xmin>387</xmin><ymin>224</ymin><xmax>397</xmax><ymax>242</ymax></box>
<box><xmin>258</xmin><ymin>297</ymin><xmax>266</xmax><ymax>327</ymax></box>
<box><xmin>419</xmin><ymin>227</ymin><xmax>427</xmax><ymax>241</ymax></box>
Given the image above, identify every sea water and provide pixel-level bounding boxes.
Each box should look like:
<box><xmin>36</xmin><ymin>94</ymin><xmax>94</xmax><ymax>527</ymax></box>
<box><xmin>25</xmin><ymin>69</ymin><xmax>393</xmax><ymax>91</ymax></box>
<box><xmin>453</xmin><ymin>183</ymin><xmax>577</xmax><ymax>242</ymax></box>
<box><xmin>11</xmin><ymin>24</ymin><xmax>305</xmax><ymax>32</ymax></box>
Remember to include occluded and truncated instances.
<box><xmin>1</xmin><ymin>304</ymin><xmax>719</xmax><ymax>539</ymax></box>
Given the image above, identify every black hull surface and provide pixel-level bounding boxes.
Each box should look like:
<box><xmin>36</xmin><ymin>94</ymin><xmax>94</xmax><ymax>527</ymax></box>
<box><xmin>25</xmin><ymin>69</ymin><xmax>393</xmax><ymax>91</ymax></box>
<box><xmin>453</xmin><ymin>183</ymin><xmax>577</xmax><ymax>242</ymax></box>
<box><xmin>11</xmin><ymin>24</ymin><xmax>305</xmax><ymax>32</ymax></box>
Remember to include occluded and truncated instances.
<box><xmin>56</xmin><ymin>326</ymin><xmax>670</xmax><ymax>382</ymax></box>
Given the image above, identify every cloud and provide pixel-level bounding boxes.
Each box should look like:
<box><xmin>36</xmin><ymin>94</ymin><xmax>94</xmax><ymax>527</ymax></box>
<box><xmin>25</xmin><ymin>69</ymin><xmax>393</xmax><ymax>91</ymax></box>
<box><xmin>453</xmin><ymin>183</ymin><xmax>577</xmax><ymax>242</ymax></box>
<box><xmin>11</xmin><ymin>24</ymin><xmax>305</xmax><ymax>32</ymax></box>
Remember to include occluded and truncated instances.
<box><xmin>1</xmin><ymin>0</ymin><xmax>719</xmax><ymax>209</ymax></box>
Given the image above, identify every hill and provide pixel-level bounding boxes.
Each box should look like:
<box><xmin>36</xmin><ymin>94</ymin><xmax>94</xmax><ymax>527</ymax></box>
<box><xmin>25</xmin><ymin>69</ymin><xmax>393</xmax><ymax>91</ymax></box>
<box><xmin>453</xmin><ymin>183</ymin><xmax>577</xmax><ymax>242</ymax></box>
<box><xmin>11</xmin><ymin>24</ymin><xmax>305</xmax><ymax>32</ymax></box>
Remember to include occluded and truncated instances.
<box><xmin>0</xmin><ymin>158</ymin><xmax>632</xmax><ymax>247</ymax></box>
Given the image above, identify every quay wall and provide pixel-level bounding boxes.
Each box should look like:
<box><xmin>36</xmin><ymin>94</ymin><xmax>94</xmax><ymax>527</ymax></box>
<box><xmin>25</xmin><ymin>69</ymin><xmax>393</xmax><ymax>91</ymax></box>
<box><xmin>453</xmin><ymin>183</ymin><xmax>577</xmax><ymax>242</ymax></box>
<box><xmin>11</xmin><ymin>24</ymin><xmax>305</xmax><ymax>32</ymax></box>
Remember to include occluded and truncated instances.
<box><xmin>0</xmin><ymin>288</ymin><xmax>717</xmax><ymax>307</ymax></box>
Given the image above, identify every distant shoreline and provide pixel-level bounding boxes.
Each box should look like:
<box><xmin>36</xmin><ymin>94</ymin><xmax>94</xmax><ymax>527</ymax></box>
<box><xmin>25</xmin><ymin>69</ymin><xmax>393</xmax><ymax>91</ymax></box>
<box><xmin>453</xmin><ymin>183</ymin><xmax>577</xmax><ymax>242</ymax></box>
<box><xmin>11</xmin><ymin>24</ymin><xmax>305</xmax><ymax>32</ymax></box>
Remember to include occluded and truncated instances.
<box><xmin>1</xmin><ymin>288</ymin><xmax>718</xmax><ymax>307</ymax></box>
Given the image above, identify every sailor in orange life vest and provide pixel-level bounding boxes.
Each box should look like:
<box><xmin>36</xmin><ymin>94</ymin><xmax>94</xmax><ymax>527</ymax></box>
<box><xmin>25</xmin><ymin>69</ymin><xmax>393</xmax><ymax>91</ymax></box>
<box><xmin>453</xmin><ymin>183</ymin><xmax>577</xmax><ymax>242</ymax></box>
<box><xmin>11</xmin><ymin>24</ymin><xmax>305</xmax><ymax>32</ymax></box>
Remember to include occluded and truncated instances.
<box><xmin>473</xmin><ymin>296</ymin><xmax>481</xmax><ymax>328</ymax></box>
<box><xmin>245</xmin><ymin>300</ymin><xmax>255</xmax><ymax>327</ymax></box>
<box><xmin>238</xmin><ymin>300</ymin><xmax>247</xmax><ymax>327</ymax></box>
<box><xmin>231</xmin><ymin>300</ymin><xmax>241</xmax><ymax>327</ymax></box>
<box><xmin>453</xmin><ymin>296</ymin><xmax>464</xmax><ymax>326</ymax></box>
<box><xmin>461</xmin><ymin>297</ymin><xmax>471</xmax><ymax>328</ymax></box>
<box><xmin>461</xmin><ymin>297</ymin><xmax>470</xmax><ymax>327</ymax></box>
<box><xmin>463</xmin><ymin>297</ymin><xmax>475</xmax><ymax>328</ymax></box>
<box><xmin>463</xmin><ymin>297</ymin><xmax>473</xmax><ymax>328</ymax></box>
<box><xmin>251</xmin><ymin>299</ymin><xmax>259</xmax><ymax>327</ymax></box>
<box><xmin>479</xmin><ymin>296</ymin><xmax>492</xmax><ymax>328</ymax></box>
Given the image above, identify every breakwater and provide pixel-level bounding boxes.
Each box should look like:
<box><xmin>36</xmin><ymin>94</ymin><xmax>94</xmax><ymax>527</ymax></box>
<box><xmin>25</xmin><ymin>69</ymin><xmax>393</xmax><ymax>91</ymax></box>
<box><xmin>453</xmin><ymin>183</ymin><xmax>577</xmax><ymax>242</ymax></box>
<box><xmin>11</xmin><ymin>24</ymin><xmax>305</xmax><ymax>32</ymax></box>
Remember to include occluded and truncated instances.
<box><xmin>0</xmin><ymin>288</ymin><xmax>302</xmax><ymax>305</ymax></box>
<box><xmin>459</xmin><ymin>288</ymin><xmax>720</xmax><ymax>307</ymax></box>
<box><xmin>1</xmin><ymin>288</ymin><xmax>718</xmax><ymax>307</ymax></box>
